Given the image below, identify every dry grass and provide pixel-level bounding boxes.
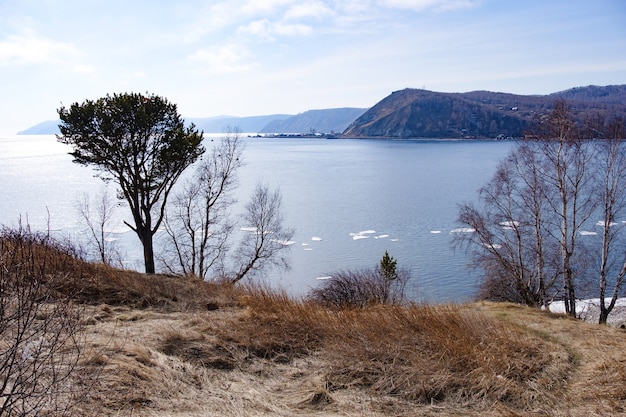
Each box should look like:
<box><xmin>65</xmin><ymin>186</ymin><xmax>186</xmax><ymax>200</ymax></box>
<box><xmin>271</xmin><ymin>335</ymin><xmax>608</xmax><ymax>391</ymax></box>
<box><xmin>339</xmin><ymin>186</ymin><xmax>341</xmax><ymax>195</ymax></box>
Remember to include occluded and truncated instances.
<box><xmin>69</xmin><ymin>285</ymin><xmax>626</xmax><ymax>417</ymax></box>
<box><xmin>232</xmin><ymin>290</ymin><xmax>571</xmax><ymax>411</ymax></box>
<box><xmin>3</xmin><ymin>230</ymin><xmax>626</xmax><ymax>416</ymax></box>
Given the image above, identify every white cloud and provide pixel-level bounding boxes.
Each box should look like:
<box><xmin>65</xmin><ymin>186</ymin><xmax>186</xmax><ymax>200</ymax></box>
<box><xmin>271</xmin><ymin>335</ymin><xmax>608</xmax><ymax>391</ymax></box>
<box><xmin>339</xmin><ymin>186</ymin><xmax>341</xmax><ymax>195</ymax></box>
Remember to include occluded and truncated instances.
<box><xmin>238</xmin><ymin>19</ymin><xmax>275</xmax><ymax>40</ymax></box>
<box><xmin>187</xmin><ymin>43</ymin><xmax>255</xmax><ymax>74</ymax></box>
<box><xmin>238</xmin><ymin>19</ymin><xmax>313</xmax><ymax>39</ymax></box>
<box><xmin>283</xmin><ymin>1</ymin><xmax>334</xmax><ymax>21</ymax></box>
<box><xmin>0</xmin><ymin>33</ymin><xmax>77</xmax><ymax>65</ymax></box>
<box><xmin>72</xmin><ymin>64</ymin><xmax>96</xmax><ymax>74</ymax></box>
<box><xmin>273</xmin><ymin>22</ymin><xmax>313</xmax><ymax>36</ymax></box>
<box><xmin>380</xmin><ymin>0</ymin><xmax>477</xmax><ymax>11</ymax></box>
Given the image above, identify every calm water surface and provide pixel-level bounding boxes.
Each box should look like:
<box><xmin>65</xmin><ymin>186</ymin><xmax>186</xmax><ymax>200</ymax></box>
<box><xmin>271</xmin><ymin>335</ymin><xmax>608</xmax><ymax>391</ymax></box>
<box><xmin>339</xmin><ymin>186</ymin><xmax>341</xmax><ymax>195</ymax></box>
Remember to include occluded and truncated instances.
<box><xmin>0</xmin><ymin>135</ymin><xmax>514</xmax><ymax>302</ymax></box>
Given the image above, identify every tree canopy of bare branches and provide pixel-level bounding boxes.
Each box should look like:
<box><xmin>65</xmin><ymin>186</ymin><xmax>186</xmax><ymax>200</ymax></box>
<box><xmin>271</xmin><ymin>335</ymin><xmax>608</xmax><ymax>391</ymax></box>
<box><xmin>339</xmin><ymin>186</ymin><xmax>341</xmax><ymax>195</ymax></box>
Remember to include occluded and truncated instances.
<box><xmin>457</xmin><ymin>101</ymin><xmax>626</xmax><ymax>323</ymax></box>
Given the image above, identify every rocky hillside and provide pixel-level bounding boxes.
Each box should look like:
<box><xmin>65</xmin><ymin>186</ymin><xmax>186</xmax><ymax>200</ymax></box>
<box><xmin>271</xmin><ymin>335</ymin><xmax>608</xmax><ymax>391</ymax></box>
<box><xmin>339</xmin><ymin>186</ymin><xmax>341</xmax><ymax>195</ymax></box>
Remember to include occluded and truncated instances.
<box><xmin>342</xmin><ymin>85</ymin><xmax>626</xmax><ymax>139</ymax></box>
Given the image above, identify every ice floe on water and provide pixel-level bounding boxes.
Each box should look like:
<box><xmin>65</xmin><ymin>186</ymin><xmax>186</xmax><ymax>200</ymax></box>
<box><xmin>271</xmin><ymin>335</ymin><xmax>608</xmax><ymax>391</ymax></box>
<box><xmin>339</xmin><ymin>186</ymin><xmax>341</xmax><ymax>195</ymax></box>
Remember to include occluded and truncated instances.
<box><xmin>483</xmin><ymin>243</ymin><xmax>502</xmax><ymax>249</ymax></box>
<box><xmin>499</xmin><ymin>220</ymin><xmax>520</xmax><ymax>228</ymax></box>
<box><xmin>450</xmin><ymin>227</ymin><xmax>476</xmax><ymax>233</ymax></box>
<box><xmin>430</xmin><ymin>230</ymin><xmax>442</xmax><ymax>234</ymax></box>
<box><xmin>240</xmin><ymin>226</ymin><xmax>257</xmax><ymax>232</ymax></box>
<box><xmin>374</xmin><ymin>234</ymin><xmax>389</xmax><ymax>239</ymax></box>
<box><xmin>579</xmin><ymin>231</ymin><xmax>598</xmax><ymax>236</ymax></box>
<box><xmin>596</xmin><ymin>221</ymin><xmax>619</xmax><ymax>227</ymax></box>
<box><xmin>311</xmin><ymin>236</ymin><xmax>322</xmax><ymax>241</ymax></box>
<box><xmin>350</xmin><ymin>230</ymin><xmax>376</xmax><ymax>240</ymax></box>
<box><xmin>271</xmin><ymin>239</ymin><xmax>295</xmax><ymax>246</ymax></box>
<box><xmin>316</xmin><ymin>276</ymin><xmax>332</xmax><ymax>280</ymax></box>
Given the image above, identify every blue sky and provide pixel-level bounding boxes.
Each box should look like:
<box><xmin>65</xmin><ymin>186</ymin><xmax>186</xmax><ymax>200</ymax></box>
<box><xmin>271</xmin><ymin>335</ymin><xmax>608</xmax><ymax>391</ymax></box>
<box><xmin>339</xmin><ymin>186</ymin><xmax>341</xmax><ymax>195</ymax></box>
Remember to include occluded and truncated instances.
<box><xmin>1</xmin><ymin>0</ymin><xmax>625</xmax><ymax>134</ymax></box>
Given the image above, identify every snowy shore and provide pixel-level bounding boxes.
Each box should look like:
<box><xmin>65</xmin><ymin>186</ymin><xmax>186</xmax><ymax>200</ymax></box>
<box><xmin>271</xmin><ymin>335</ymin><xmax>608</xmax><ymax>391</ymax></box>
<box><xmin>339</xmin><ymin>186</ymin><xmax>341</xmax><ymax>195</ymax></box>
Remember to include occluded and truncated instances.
<box><xmin>548</xmin><ymin>298</ymin><xmax>626</xmax><ymax>327</ymax></box>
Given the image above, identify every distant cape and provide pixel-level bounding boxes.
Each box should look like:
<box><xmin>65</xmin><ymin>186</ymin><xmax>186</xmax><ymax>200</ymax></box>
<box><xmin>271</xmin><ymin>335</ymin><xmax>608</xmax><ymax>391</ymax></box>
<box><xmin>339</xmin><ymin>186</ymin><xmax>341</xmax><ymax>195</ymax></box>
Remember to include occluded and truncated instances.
<box><xmin>341</xmin><ymin>85</ymin><xmax>626</xmax><ymax>139</ymax></box>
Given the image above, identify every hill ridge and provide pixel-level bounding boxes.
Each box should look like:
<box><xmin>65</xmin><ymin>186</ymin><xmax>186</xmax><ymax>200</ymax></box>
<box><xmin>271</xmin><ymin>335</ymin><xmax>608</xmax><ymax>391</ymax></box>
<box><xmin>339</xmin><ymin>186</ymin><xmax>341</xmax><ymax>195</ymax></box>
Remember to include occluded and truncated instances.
<box><xmin>342</xmin><ymin>85</ymin><xmax>626</xmax><ymax>139</ymax></box>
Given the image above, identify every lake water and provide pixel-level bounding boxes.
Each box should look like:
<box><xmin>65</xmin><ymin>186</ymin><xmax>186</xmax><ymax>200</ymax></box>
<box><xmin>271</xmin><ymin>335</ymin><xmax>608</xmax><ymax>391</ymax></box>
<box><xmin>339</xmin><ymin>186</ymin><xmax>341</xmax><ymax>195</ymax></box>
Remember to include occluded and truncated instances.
<box><xmin>0</xmin><ymin>135</ymin><xmax>514</xmax><ymax>302</ymax></box>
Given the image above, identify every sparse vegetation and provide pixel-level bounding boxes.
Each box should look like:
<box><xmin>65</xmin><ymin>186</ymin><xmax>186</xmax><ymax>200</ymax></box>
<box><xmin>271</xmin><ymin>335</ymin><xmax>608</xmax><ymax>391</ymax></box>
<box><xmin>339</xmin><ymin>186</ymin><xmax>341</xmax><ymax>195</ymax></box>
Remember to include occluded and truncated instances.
<box><xmin>0</xmin><ymin>225</ymin><xmax>88</xmax><ymax>416</ymax></box>
<box><xmin>307</xmin><ymin>252</ymin><xmax>409</xmax><ymax>308</ymax></box>
<box><xmin>2</xmin><ymin>227</ymin><xmax>626</xmax><ymax>416</ymax></box>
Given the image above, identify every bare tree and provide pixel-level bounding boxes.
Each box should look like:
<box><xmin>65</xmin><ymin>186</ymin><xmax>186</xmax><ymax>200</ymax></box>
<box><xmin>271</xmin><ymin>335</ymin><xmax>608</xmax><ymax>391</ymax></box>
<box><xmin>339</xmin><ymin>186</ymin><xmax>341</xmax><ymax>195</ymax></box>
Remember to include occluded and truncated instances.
<box><xmin>595</xmin><ymin>119</ymin><xmax>626</xmax><ymax>324</ymax></box>
<box><xmin>531</xmin><ymin>101</ymin><xmax>597</xmax><ymax>316</ymax></box>
<box><xmin>458</xmin><ymin>142</ymin><xmax>561</xmax><ymax>308</ymax></box>
<box><xmin>76</xmin><ymin>187</ymin><xmax>122</xmax><ymax>267</ymax></box>
<box><xmin>458</xmin><ymin>101</ymin><xmax>600</xmax><ymax>317</ymax></box>
<box><xmin>160</xmin><ymin>129</ymin><xmax>244</xmax><ymax>278</ymax></box>
<box><xmin>230</xmin><ymin>184</ymin><xmax>294</xmax><ymax>284</ymax></box>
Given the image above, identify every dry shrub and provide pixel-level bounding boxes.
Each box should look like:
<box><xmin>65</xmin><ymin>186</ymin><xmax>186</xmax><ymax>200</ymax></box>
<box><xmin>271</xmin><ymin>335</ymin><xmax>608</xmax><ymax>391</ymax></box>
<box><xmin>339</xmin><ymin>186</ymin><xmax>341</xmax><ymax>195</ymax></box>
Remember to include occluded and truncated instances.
<box><xmin>234</xmin><ymin>289</ymin><xmax>571</xmax><ymax>411</ymax></box>
<box><xmin>0</xmin><ymin>225</ymin><xmax>89</xmax><ymax>416</ymax></box>
<box><xmin>0</xmin><ymin>225</ymin><xmax>243</xmax><ymax>311</ymax></box>
<box><xmin>308</xmin><ymin>267</ymin><xmax>410</xmax><ymax>308</ymax></box>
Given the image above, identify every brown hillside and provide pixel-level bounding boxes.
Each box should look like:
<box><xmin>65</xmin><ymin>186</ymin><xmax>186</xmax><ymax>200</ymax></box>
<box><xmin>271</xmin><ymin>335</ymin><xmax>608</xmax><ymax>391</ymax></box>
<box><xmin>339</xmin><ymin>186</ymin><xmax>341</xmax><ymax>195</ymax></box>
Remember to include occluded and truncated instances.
<box><xmin>342</xmin><ymin>85</ymin><xmax>626</xmax><ymax>139</ymax></box>
<box><xmin>67</xmin><ymin>272</ymin><xmax>626</xmax><ymax>416</ymax></box>
<box><xmin>2</xmin><ymin>232</ymin><xmax>625</xmax><ymax>416</ymax></box>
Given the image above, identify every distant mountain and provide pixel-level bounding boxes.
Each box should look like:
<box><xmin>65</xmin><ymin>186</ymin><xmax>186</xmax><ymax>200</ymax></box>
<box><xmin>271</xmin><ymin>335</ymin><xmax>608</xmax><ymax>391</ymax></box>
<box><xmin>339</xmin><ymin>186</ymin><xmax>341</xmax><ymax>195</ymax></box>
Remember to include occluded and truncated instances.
<box><xmin>18</xmin><ymin>108</ymin><xmax>364</xmax><ymax>135</ymax></box>
<box><xmin>260</xmin><ymin>108</ymin><xmax>366</xmax><ymax>134</ymax></box>
<box><xmin>18</xmin><ymin>120</ymin><xmax>60</xmax><ymax>135</ymax></box>
<box><xmin>186</xmin><ymin>114</ymin><xmax>291</xmax><ymax>133</ymax></box>
<box><xmin>342</xmin><ymin>85</ymin><xmax>626</xmax><ymax>139</ymax></box>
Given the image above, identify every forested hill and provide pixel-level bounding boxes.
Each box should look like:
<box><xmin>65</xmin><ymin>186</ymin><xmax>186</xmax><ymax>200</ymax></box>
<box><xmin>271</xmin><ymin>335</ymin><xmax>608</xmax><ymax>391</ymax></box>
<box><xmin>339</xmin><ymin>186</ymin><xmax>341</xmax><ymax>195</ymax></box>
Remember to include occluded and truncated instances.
<box><xmin>341</xmin><ymin>85</ymin><xmax>626</xmax><ymax>139</ymax></box>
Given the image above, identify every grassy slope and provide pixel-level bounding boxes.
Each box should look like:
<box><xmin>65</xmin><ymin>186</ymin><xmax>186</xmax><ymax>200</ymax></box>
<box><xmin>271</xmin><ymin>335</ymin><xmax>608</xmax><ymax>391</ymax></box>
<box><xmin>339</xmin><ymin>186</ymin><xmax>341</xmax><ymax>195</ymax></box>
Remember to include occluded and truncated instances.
<box><xmin>1</xmin><ymin>234</ymin><xmax>623</xmax><ymax>416</ymax></box>
<box><xmin>60</xmin><ymin>268</ymin><xmax>626</xmax><ymax>417</ymax></box>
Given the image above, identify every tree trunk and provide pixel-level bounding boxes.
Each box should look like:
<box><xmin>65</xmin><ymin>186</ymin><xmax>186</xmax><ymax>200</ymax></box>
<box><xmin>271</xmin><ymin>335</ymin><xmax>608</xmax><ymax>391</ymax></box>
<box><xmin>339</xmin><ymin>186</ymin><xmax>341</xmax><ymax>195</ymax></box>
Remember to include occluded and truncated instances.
<box><xmin>599</xmin><ymin>305</ymin><xmax>608</xmax><ymax>325</ymax></box>
<box><xmin>137</xmin><ymin>227</ymin><xmax>156</xmax><ymax>274</ymax></box>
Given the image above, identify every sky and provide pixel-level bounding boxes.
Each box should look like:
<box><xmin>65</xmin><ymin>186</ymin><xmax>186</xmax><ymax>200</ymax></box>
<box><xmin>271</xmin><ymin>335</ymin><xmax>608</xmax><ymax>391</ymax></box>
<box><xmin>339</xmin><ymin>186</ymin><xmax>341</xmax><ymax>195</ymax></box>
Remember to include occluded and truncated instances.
<box><xmin>1</xmin><ymin>0</ymin><xmax>625</xmax><ymax>135</ymax></box>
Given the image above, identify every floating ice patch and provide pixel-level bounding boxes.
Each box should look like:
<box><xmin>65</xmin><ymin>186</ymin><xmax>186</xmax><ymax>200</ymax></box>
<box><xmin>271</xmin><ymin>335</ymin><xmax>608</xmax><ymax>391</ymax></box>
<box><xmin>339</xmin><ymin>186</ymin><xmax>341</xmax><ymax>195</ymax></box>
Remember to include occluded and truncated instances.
<box><xmin>499</xmin><ymin>220</ymin><xmax>519</xmax><ymax>228</ymax></box>
<box><xmin>389</xmin><ymin>239</ymin><xmax>399</xmax><ymax>242</ymax></box>
<box><xmin>350</xmin><ymin>230</ymin><xmax>376</xmax><ymax>240</ymax></box>
<box><xmin>374</xmin><ymin>234</ymin><xmax>389</xmax><ymax>239</ymax></box>
<box><xmin>240</xmin><ymin>226</ymin><xmax>257</xmax><ymax>232</ymax></box>
<box><xmin>304</xmin><ymin>248</ymin><xmax>313</xmax><ymax>251</ymax></box>
<box><xmin>272</xmin><ymin>239</ymin><xmax>295</xmax><ymax>246</ymax></box>
<box><xmin>483</xmin><ymin>243</ymin><xmax>502</xmax><ymax>249</ymax></box>
<box><xmin>311</xmin><ymin>236</ymin><xmax>322</xmax><ymax>241</ymax></box>
<box><xmin>596</xmin><ymin>221</ymin><xmax>618</xmax><ymax>227</ymax></box>
<box><xmin>579</xmin><ymin>231</ymin><xmax>598</xmax><ymax>236</ymax></box>
<box><xmin>430</xmin><ymin>230</ymin><xmax>442</xmax><ymax>234</ymax></box>
<box><xmin>350</xmin><ymin>230</ymin><xmax>376</xmax><ymax>236</ymax></box>
<box><xmin>302</xmin><ymin>243</ymin><xmax>310</xmax><ymax>246</ymax></box>
<box><xmin>450</xmin><ymin>227</ymin><xmax>475</xmax><ymax>233</ymax></box>
<box><xmin>316</xmin><ymin>276</ymin><xmax>332</xmax><ymax>280</ymax></box>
